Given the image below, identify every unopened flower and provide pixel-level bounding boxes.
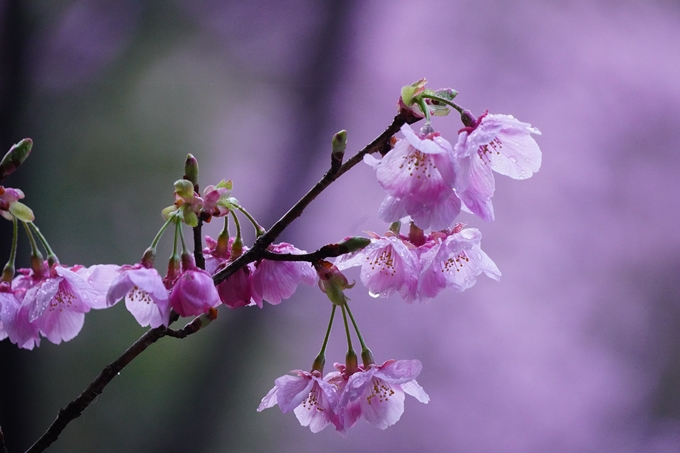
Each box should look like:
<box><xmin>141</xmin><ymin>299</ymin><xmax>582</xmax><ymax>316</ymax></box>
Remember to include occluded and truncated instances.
<box><xmin>337</xmin><ymin>359</ymin><xmax>429</xmax><ymax>430</ymax></box>
<box><xmin>314</xmin><ymin>260</ymin><xmax>354</xmax><ymax>306</ymax></box>
<box><xmin>200</xmin><ymin>180</ymin><xmax>233</xmax><ymax>221</ymax></box>
<box><xmin>170</xmin><ymin>254</ymin><xmax>220</xmax><ymax>317</ymax></box>
<box><xmin>258</xmin><ymin>369</ymin><xmax>341</xmax><ymax>433</ymax></box>
<box><xmin>251</xmin><ymin>242</ymin><xmax>316</xmax><ymax>306</ymax></box>
<box><xmin>216</xmin><ymin>262</ymin><xmax>256</xmax><ymax>309</ymax></box>
<box><xmin>106</xmin><ymin>264</ymin><xmax>171</xmax><ymax>328</ymax></box>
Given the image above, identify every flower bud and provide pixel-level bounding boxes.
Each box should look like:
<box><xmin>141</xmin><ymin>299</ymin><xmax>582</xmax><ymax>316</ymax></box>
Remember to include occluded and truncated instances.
<box><xmin>336</xmin><ymin>236</ymin><xmax>370</xmax><ymax>254</ymax></box>
<box><xmin>0</xmin><ymin>138</ymin><xmax>32</xmax><ymax>180</ymax></box>
<box><xmin>331</xmin><ymin>130</ymin><xmax>347</xmax><ymax>172</ymax></box>
<box><xmin>183</xmin><ymin>154</ymin><xmax>199</xmax><ymax>187</ymax></box>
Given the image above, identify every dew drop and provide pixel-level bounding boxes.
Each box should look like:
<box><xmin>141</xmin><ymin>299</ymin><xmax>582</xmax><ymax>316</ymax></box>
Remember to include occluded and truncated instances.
<box><xmin>368</xmin><ymin>291</ymin><xmax>381</xmax><ymax>299</ymax></box>
<box><xmin>510</xmin><ymin>156</ymin><xmax>518</xmax><ymax>163</ymax></box>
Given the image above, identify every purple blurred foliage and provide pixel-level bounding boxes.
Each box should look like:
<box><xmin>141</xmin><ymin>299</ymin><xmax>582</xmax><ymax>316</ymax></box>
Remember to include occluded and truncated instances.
<box><xmin>30</xmin><ymin>0</ymin><xmax>141</xmax><ymax>91</ymax></box>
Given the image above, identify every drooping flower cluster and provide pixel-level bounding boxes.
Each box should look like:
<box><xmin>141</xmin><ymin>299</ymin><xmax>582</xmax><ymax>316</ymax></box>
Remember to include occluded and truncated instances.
<box><xmin>366</xmin><ymin>109</ymin><xmax>541</xmax><ymax>228</ymax></box>
<box><xmin>258</xmin><ymin>359</ymin><xmax>428</xmax><ymax>434</ymax></box>
<box><xmin>1</xmin><ymin>262</ymin><xmax>119</xmax><ymax>349</ymax></box>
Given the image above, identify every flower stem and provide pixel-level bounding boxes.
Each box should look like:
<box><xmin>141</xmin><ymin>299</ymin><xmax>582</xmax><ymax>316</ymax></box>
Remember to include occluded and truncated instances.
<box><xmin>1</xmin><ymin>217</ymin><xmax>18</xmax><ymax>282</ymax></box>
<box><xmin>420</xmin><ymin>93</ymin><xmax>465</xmax><ymax>114</ymax></box>
<box><xmin>344</xmin><ymin>302</ymin><xmax>367</xmax><ymax>351</ymax></box>
<box><xmin>229</xmin><ymin>210</ymin><xmax>243</xmax><ymax>258</ymax></box>
<box><xmin>312</xmin><ymin>305</ymin><xmax>337</xmax><ymax>372</ymax></box>
<box><xmin>233</xmin><ymin>204</ymin><xmax>265</xmax><ymax>237</ymax></box>
<box><xmin>150</xmin><ymin>215</ymin><xmax>176</xmax><ymax>250</ymax></box>
<box><xmin>27</xmin><ymin>222</ymin><xmax>58</xmax><ymax>266</ymax></box>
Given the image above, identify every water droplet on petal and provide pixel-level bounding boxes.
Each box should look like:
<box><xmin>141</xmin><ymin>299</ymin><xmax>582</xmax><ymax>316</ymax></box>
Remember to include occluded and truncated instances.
<box><xmin>510</xmin><ymin>156</ymin><xmax>518</xmax><ymax>163</ymax></box>
<box><xmin>368</xmin><ymin>291</ymin><xmax>380</xmax><ymax>299</ymax></box>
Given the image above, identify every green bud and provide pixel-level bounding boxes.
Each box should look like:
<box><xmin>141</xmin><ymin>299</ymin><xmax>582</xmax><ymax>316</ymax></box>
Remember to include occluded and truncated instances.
<box><xmin>183</xmin><ymin>154</ymin><xmax>199</xmax><ymax>186</ymax></box>
<box><xmin>332</xmin><ymin>129</ymin><xmax>347</xmax><ymax>156</ymax></box>
<box><xmin>0</xmin><ymin>138</ymin><xmax>32</xmax><ymax>180</ymax></box>
<box><xmin>337</xmin><ymin>236</ymin><xmax>371</xmax><ymax>254</ymax></box>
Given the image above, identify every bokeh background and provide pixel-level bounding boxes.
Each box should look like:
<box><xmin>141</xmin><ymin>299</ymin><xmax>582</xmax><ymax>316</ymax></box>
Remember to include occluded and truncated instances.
<box><xmin>2</xmin><ymin>0</ymin><xmax>680</xmax><ymax>451</ymax></box>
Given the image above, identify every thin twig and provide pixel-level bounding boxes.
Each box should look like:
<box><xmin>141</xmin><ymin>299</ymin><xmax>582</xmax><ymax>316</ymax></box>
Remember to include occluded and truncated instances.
<box><xmin>213</xmin><ymin>108</ymin><xmax>420</xmax><ymax>285</ymax></box>
<box><xmin>24</xmin><ymin>313</ymin><xmax>204</xmax><ymax>453</ymax></box>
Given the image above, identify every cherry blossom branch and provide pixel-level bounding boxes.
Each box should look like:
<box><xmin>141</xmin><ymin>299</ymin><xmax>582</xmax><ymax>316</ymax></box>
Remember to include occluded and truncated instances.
<box><xmin>22</xmin><ymin>110</ymin><xmax>420</xmax><ymax>453</ymax></box>
<box><xmin>261</xmin><ymin>240</ymin><xmax>363</xmax><ymax>262</ymax></box>
<box><xmin>213</xmin><ymin>108</ymin><xmax>421</xmax><ymax>285</ymax></box>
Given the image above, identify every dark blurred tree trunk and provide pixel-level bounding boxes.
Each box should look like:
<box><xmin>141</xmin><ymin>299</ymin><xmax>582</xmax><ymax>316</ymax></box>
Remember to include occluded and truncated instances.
<box><xmin>0</xmin><ymin>2</ymin><xmax>32</xmax><ymax>452</ymax></box>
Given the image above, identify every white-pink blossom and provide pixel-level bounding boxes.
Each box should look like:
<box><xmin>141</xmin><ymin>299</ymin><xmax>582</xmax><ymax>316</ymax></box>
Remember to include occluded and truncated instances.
<box><xmin>106</xmin><ymin>264</ymin><xmax>171</xmax><ymax>328</ymax></box>
<box><xmin>258</xmin><ymin>369</ymin><xmax>342</xmax><ymax>434</ymax></box>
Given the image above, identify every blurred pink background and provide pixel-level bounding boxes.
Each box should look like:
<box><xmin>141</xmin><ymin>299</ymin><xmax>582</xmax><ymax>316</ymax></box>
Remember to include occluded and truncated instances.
<box><xmin>2</xmin><ymin>1</ymin><xmax>680</xmax><ymax>452</ymax></box>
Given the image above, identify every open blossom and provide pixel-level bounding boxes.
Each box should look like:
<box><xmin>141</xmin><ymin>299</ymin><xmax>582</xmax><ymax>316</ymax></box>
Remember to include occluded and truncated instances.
<box><xmin>335</xmin><ymin>232</ymin><xmax>419</xmax><ymax>302</ymax></box>
<box><xmin>336</xmin><ymin>359</ymin><xmax>429</xmax><ymax>430</ymax></box>
<box><xmin>366</xmin><ymin>124</ymin><xmax>461</xmax><ymax>230</ymax></box>
<box><xmin>257</xmin><ymin>369</ymin><xmax>342</xmax><ymax>434</ymax></box>
<box><xmin>454</xmin><ymin>111</ymin><xmax>541</xmax><ymax>222</ymax></box>
<box><xmin>106</xmin><ymin>264</ymin><xmax>171</xmax><ymax>328</ymax></box>
<box><xmin>418</xmin><ymin>227</ymin><xmax>501</xmax><ymax>300</ymax></box>
<box><xmin>13</xmin><ymin>264</ymin><xmax>108</xmax><ymax>344</ymax></box>
<box><xmin>169</xmin><ymin>254</ymin><xmax>220</xmax><ymax>317</ymax></box>
<box><xmin>251</xmin><ymin>242</ymin><xmax>316</xmax><ymax>306</ymax></box>
<box><xmin>1</xmin><ymin>283</ymin><xmax>40</xmax><ymax>349</ymax></box>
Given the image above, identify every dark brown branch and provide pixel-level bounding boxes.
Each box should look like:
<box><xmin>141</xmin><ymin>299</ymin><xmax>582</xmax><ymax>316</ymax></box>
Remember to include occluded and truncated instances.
<box><xmin>261</xmin><ymin>240</ymin><xmax>363</xmax><ymax>262</ymax></box>
<box><xmin>24</xmin><ymin>311</ymin><xmax>204</xmax><ymax>453</ymax></box>
<box><xmin>212</xmin><ymin>108</ymin><xmax>420</xmax><ymax>285</ymax></box>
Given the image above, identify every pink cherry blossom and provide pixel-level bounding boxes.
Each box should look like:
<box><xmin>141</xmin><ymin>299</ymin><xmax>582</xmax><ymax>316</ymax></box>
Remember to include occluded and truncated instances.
<box><xmin>418</xmin><ymin>227</ymin><xmax>501</xmax><ymax>300</ymax></box>
<box><xmin>366</xmin><ymin>124</ymin><xmax>461</xmax><ymax>230</ymax></box>
<box><xmin>216</xmin><ymin>262</ymin><xmax>257</xmax><ymax>309</ymax></box>
<box><xmin>454</xmin><ymin>111</ymin><xmax>541</xmax><ymax>221</ymax></box>
<box><xmin>335</xmin><ymin>232</ymin><xmax>419</xmax><ymax>302</ymax></box>
<box><xmin>13</xmin><ymin>264</ymin><xmax>107</xmax><ymax>344</ymax></box>
<box><xmin>0</xmin><ymin>283</ymin><xmax>40</xmax><ymax>349</ymax></box>
<box><xmin>75</xmin><ymin>264</ymin><xmax>121</xmax><ymax>309</ymax></box>
<box><xmin>257</xmin><ymin>369</ymin><xmax>342</xmax><ymax>434</ymax></box>
<box><xmin>203</xmin><ymin>234</ymin><xmax>231</xmax><ymax>275</ymax></box>
<box><xmin>337</xmin><ymin>359</ymin><xmax>429</xmax><ymax>430</ymax></box>
<box><xmin>169</xmin><ymin>255</ymin><xmax>220</xmax><ymax>317</ymax></box>
<box><xmin>251</xmin><ymin>242</ymin><xmax>316</xmax><ymax>306</ymax></box>
<box><xmin>106</xmin><ymin>264</ymin><xmax>171</xmax><ymax>328</ymax></box>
